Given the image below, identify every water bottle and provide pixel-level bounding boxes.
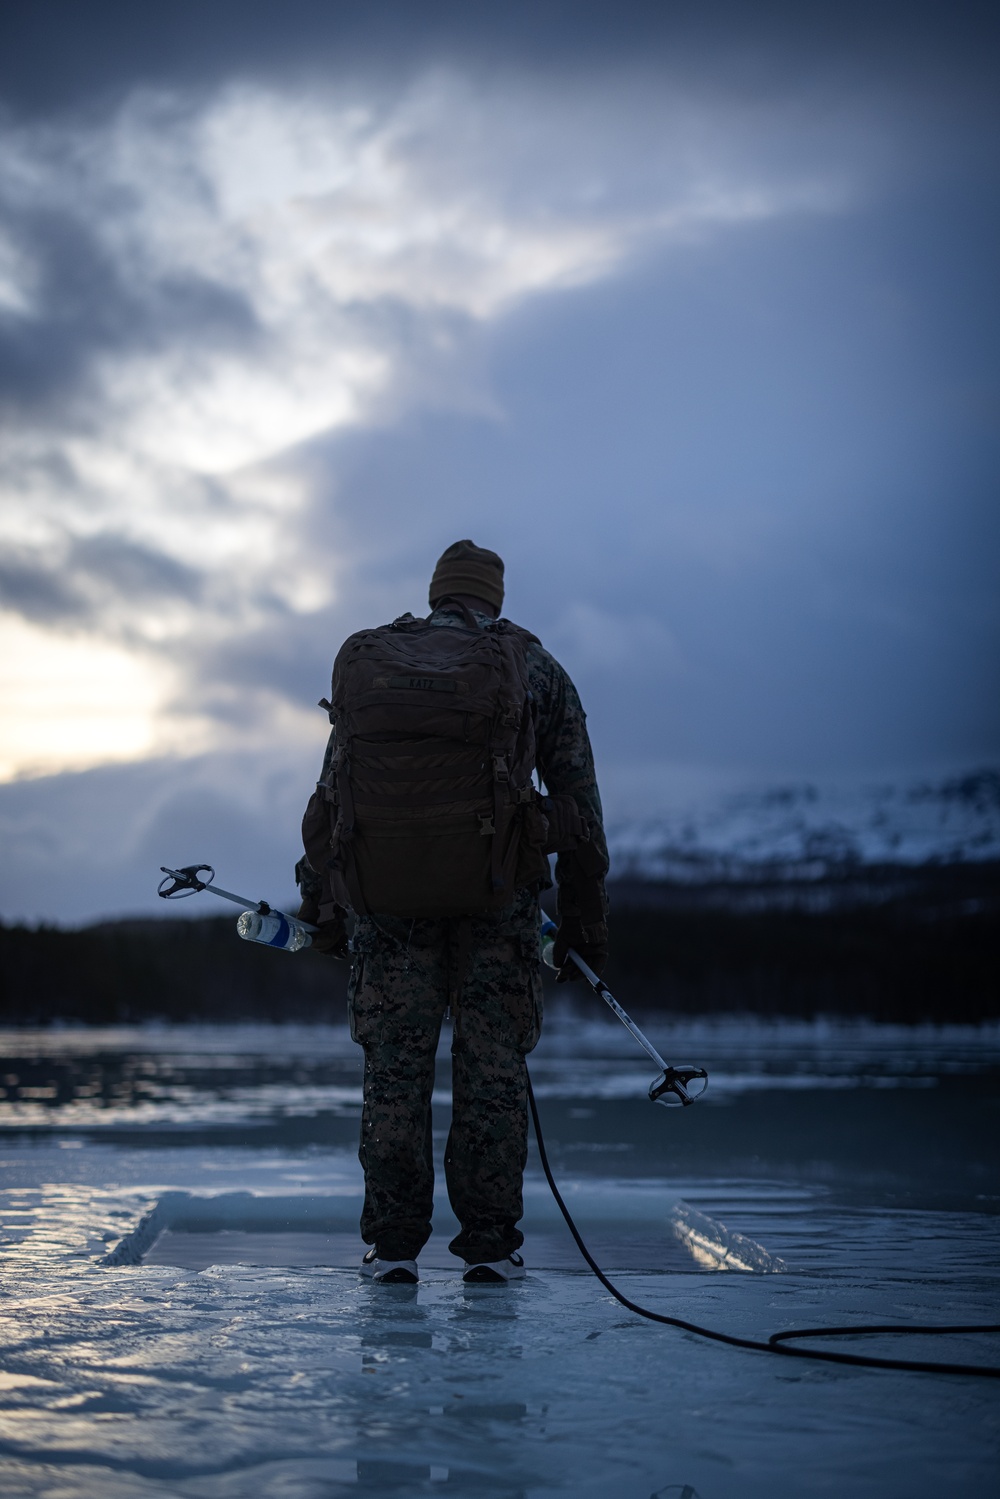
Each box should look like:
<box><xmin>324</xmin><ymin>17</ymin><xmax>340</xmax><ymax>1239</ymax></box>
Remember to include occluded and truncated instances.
<box><xmin>236</xmin><ymin>909</ymin><xmax>312</xmax><ymax>953</ymax></box>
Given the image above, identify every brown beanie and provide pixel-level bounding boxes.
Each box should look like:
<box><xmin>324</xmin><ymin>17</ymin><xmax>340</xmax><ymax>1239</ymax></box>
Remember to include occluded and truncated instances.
<box><xmin>429</xmin><ymin>539</ymin><xmax>505</xmax><ymax>612</ymax></box>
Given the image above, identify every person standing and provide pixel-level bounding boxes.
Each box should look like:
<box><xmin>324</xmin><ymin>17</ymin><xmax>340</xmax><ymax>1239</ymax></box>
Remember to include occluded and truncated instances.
<box><xmin>296</xmin><ymin>540</ymin><xmax>608</xmax><ymax>1283</ymax></box>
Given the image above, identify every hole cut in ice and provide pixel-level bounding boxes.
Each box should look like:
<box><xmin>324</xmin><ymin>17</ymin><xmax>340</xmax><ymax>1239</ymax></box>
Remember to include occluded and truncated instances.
<box><xmin>104</xmin><ymin>1192</ymin><xmax>784</xmax><ymax>1274</ymax></box>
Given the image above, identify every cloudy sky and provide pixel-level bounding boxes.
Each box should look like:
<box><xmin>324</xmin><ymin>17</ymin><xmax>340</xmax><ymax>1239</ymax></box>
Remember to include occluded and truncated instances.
<box><xmin>1</xmin><ymin>1</ymin><xmax>998</xmax><ymax>923</ymax></box>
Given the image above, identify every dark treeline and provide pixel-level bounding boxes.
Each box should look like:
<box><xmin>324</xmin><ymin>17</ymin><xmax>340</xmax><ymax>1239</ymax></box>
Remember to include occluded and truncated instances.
<box><xmin>601</xmin><ymin>863</ymin><xmax>1000</xmax><ymax>1024</ymax></box>
<box><xmin>0</xmin><ymin>913</ymin><xmax>350</xmax><ymax>1026</ymax></box>
<box><xmin>1</xmin><ymin>863</ymin><xmax>997</xmax><ymax>1026</ymax></box>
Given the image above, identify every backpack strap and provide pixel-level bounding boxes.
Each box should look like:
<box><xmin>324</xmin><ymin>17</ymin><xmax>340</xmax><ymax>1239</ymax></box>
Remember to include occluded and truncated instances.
<box><xmin>331</xmin><ymin>747</ymin><xmax>369</xmax><ymax>917</ymax></box>
<box><xmin>433</xmin><ymin>596</ymin><xmax>481</xmax><ymax>630</ymax></box>
<box><xmin>496</xmin><ymin>617</ymin><xmax>541</xmax><ymax>647</ymax></box>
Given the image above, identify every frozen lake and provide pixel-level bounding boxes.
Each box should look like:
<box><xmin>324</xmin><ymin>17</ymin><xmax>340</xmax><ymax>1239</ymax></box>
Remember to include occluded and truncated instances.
<box><xmin>1</xmin><ymin>1013</ymin><xmax>998</xmax><ymax>1497</ymax></box>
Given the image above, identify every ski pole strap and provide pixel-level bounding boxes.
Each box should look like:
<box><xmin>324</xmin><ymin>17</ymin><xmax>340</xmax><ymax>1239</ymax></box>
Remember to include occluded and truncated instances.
<box><xmin>159</xmin><ymin>865</ymin><xmax>262</xmax><ymax>909</ymax></box>
<box><xmin>158</xmin><ymin>864</ymin><xmax>318</xmax><ymax>932</ymax></box>
<box><xmin>158</xmin><ymin>864</ymin><xmax>215</xmax><ymax>898</ymax></box>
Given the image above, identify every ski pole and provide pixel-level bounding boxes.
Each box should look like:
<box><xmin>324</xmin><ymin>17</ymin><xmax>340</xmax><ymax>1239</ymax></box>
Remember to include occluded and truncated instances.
<box><xmin>540</xmin><ymin>915</ymin><xmax>707</xmax><ymax>1107</ymax></box>
<box><xmin>157</xmin><ymin>864</ymin><xmax>316</xmax><ymax>952</ymax></box>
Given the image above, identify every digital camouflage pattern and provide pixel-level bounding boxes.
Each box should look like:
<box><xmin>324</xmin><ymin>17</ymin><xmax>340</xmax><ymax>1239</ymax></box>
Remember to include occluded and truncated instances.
<box><xmin>297</xmin><ymin>604</ymin><xmax>607</xmax><ymax>1262</ymax></box>
<box><xmin>349</xmin><ymin>884</ymin><xmax>542</xmax><ymax>1263</ymax></box>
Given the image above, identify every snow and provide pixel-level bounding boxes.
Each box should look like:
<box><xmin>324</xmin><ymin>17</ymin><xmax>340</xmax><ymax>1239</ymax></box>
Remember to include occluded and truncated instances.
<box><xmin>607</xmin><ymin>767</ymin><xmax>1000</xmax><ymax>880</ymax></box>
<box><xmin>1</xmin><ymin>1016</ymin><xmax>998</xmax><ymax>1496</ymax></box>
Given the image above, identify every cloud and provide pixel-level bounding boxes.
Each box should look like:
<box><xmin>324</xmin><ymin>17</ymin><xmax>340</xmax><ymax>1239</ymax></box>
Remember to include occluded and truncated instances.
<box><xmin>0</xmin><ymin>750</ymin><xmax>317</xmax><ymax>923</ymax></box>
<box><xmin>0</xmin><ymin>616</ymin><xmax>175</xmax><ymax>782</ymax></box>
<box><xmin>0</xmin><ymin>534</ymin><xmax>203</xmax><ymax>630</ymax></box>
<box><xmin>0</xmin><ymin>10</ymin><xmax>994</xmax><ymax>920</ymax></box>
<box><xmin>0</xmin><ymin>66</ymin><xmax>860</xmax><ymax>780</ymax></box>
<box><xmin>4</xmin><ymin>2</ymin><xmax>997</xmax><ymax>122</ymax></box>
<box><xmin>547</xmin><ymin>604</ymin><xmax>684</xmax><ymax>680</ymax></box>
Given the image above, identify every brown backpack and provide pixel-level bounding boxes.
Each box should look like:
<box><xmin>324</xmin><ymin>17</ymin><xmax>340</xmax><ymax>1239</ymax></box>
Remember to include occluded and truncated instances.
<box><xmin>302</xmin><ymin>608</ymin><xmax>582</xmax><ymax>918</ymax></box>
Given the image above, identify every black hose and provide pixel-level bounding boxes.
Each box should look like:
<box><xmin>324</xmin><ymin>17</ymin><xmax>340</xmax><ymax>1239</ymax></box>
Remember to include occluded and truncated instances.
<box><xmin>525</xmin><ymin>1071</ymin><xmax>1000</xmax><ymax>1379</ymax></box>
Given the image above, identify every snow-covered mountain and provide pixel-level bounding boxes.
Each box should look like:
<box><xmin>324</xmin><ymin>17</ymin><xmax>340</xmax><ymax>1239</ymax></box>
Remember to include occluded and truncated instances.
<box><xmin>607</xmin><ymin>768</ymin><xmax>1000</xmax><ymax>883</ymax></box>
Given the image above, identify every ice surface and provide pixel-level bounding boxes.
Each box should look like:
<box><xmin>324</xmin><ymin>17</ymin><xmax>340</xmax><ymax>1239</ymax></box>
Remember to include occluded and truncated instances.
<box><xmin>1</xmin><ymin>1016</ymin><xmax>998</xmax><ymax>1497</ymax></box>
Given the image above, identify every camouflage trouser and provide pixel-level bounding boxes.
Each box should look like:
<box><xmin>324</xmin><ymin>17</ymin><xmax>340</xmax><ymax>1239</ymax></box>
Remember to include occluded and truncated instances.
<box><xmin>348</xmin><ymin>886</ymin><xmax>543</xmax><ymax>1264</ymax></box>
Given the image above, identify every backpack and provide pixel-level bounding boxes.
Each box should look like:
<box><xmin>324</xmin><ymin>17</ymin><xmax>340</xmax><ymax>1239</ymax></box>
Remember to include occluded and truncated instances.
<box><xmin>301</xmin><ymin>607</ymin><xmax>574</xmax><ymax>919</ymax></box>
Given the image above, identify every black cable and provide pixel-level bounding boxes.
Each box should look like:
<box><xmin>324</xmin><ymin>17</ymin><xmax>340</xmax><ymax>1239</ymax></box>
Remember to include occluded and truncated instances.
<box><xmin>525</xmin><ymin>1071</ymin><xmax>1000</xmax><ymax>1379</ymax></box>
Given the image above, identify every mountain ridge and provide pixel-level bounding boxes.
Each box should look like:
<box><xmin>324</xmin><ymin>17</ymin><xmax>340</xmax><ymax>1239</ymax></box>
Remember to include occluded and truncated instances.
<box><xmin>606</xmin><ymin>768</ymin><xmax>1000</xmax><ymax>884</ymax></box>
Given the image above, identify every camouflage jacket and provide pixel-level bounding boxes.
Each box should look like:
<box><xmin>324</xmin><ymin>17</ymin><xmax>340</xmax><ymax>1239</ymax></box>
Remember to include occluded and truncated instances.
<box><xmin>296</xmin><ymin>604</ymin><xmax>608</xmax><ymax>909</ymax></box>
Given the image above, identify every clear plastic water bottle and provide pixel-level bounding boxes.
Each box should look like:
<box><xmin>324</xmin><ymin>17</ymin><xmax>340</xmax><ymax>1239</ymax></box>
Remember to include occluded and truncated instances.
<box><xmin>236</xmin><ymin>909</ymin><xmax>312</xmax><ymax>953</ymax></box>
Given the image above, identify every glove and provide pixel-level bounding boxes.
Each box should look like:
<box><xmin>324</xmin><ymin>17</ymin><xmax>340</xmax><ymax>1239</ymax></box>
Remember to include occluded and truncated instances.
<box><xmin>552</xmin><ymin>877</ymin><xmax>608</xmax><ymax>984</ymax></box>
<box><xmin>296</xmin><ymin>898</ymin><xmax>350</xmax><ymax>960</ymax></box>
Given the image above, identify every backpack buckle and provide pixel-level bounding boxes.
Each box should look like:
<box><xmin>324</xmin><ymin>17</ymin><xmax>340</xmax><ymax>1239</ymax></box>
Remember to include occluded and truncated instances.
<box><xmin>492</xmin><ymin>754</ymin><xmax>509</xmax><ymax>782</ymax></box>
<box><xmin>478</xmin><ymin>814</ymin><xmax>496</xmax><ymax>835</ymax></box>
